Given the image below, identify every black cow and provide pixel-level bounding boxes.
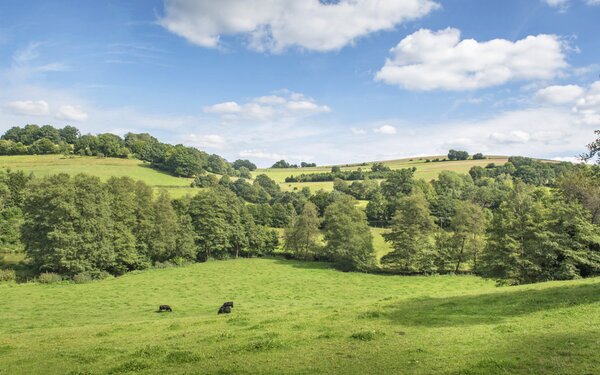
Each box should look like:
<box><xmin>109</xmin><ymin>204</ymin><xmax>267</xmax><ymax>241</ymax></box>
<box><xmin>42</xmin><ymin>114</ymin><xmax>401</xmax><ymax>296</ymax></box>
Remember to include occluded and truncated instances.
<box><xmin>218</xmin><ymin>301</ymin><xmax>234</xmax><ymax>314</ymax></box>
<box><xmin>158</xmin><ymin>304</ymin><xmax>173</xmax><ymax>312</ymax></box>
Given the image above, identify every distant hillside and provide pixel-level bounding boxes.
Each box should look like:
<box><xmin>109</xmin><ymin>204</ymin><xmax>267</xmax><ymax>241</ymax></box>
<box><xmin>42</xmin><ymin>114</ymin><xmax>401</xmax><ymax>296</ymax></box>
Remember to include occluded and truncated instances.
<box><xmin>259</xmin><ymin>156</ymin><xmax>510</xmax><ymax>192</ymax></box>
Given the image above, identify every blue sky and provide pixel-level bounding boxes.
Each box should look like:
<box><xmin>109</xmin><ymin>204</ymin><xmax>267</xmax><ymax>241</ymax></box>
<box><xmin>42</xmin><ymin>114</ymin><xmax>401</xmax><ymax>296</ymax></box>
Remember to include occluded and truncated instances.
<box><xmin>0</xmin><ymin>0</ymin><xmax>599</xmax><ymax>166</ymax></box>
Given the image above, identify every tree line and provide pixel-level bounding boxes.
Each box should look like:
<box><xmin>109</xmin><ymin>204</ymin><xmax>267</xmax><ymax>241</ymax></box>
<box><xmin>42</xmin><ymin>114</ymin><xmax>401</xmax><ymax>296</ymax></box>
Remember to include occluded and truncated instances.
<box><xmin>0</xmin><ymin>124</ymin><xmax>257</xmax><ymax>178</ymax></box>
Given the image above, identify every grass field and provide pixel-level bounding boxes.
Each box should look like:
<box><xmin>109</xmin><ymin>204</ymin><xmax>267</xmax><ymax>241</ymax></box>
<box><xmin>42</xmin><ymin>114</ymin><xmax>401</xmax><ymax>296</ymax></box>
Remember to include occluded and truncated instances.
<box><xmin>258</xmin><ymin>156</ymin><xmax>509</xmax><ymax>192</ymax></box>
<box><xmin>1</xmin><ymin>154</ymin><xmax>509</xmax><ymax>196</ymax></box>
<box><xmin>1</xmin><ymin>258</ymin><xmax>599</xmax><ymax>374</ymax></box>
<box><xmin>0</xmin><ymin>155</ymin><xmax>198</xmax><ymax>198</ymax></box>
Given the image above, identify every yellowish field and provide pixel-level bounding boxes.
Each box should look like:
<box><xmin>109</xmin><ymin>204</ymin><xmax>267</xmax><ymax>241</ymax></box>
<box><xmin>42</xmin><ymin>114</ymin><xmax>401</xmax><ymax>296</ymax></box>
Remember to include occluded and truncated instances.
<box><xmin>257</xmin><ymin>156</ymin><xmax>508</xmax><ymax>192</ymax></box>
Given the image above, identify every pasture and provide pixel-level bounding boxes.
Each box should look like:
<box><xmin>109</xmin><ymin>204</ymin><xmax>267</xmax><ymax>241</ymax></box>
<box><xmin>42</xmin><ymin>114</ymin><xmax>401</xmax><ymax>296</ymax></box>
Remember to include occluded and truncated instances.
<box><xmin>1</xmin><ymin>258</ymin><xmax>599</xmax><ymax>374</ymax></box>
<box><xmin>0</xmin><ymin>155</ymin><xmax>197</xmax><ymax>198</ymax></box>
<box><xmin>259</xmin><ymin>156</ymin><xmax>509</xmax><ymax>192</ymax></box>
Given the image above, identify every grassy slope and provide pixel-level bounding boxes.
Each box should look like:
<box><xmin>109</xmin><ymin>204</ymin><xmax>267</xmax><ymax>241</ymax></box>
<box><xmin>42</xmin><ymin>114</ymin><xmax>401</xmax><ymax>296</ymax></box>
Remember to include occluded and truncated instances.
<box><xmin>258</xmin><ymin>156</ymin><xmax>509</xmax><ymax>192</ymax></box>
<box><xmin>1</xmin><ymin>258</ymin><xmax>599</xmax><ymax>375</ymax></box>
<box><xmin>0</xmin><ymin>155</ymin><xmax>197</xmax><ymax>198</ymax></box>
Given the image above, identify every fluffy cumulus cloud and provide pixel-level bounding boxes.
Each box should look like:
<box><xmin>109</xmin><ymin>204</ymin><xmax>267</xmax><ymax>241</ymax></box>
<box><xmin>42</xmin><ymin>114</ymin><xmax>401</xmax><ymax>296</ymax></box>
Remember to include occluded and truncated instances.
<box><xmin>159</xmin><ymin>0</ymin><xmax>439</xmax><ymax>52</ymax></box>
<box><xmin>535</xmin><ymin>81</ymin><xmax>600</xmax><ymax>125</ymax></box>
<box><xmin>6</xmin><ymin>100</ymin><xmax>49</xmax><ymax>116</ymax></box>
<box><xmin>203</xmin><ymin>91</ymin><xmax>330</xmax><ymax>121</ymax></box>
<box><xmin>55</xmin><ymin>105</ymin><xmax>89</xmax><ymax>122</ymax></box>
<box><xmin>375</xmin><ymin>28</ymin><xmax>567</xmax><ymax>91</ymax></box>
<box><xmin>374</xmin><ymin>124</ymin><xmax>397</xmax><ymax>134</ymax></box>
<box><xmin>535</xmin><ymin>84</ymin><xmax>585</xmax><ymax>104</ymax></box>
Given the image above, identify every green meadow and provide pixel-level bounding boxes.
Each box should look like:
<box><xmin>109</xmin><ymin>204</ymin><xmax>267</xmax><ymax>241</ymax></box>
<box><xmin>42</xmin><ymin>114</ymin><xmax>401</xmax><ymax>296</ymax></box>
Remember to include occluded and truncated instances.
<box><xmin>1</xmin><ymin>258</ymin><xmax>599</xmax><ymax>375</ymax></box>
<box><xmin>0</xmin><ymin>155</ymin><xmax>197</xmax><ymax>198</ymax></box>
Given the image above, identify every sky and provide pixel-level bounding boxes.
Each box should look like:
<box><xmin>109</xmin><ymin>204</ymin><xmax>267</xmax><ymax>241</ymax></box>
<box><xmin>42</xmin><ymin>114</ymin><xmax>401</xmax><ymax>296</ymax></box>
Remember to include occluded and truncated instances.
<box><xmin>0</xmin><ymin>0</ymin><xmax>599</xmax><ymax>166</ymax></box>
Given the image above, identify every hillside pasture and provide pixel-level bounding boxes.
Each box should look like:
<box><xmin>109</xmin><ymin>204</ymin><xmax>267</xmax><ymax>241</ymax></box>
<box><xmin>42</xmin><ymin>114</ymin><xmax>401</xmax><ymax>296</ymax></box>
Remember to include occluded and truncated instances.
<box><xmin>258</xmin><ymin>156</ymin><xmax>508</xmax><ymax>192</ymax></box>
<box><xmin>0</xmin><ymin>155</ymin><xmax>198</xmax><ymax>198</ymax></box>
<box><xmin>1</xmin><ymin>258</ymin><xmax>599</xmax><ymax>374</ymax></box>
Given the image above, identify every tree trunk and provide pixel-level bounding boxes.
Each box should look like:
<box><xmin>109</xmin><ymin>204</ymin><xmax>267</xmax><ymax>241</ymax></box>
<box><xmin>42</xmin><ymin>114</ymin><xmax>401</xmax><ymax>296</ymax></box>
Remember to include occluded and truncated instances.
<box><xmin>455</xmin><ymin>237</ymin><xmax>465</xmax><ymax>273</ymax></box>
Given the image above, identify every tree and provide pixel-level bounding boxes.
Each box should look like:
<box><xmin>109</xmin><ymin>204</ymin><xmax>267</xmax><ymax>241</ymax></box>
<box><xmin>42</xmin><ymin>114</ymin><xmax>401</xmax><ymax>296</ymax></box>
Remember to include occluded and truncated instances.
<box><xmin>22</xmin><ymin>174</ymin><xmax>115</xmax><ymax>276</ymax></box>
<box><xmin>148</xmin><ymin>190</ymin><xmax>179</xmax><ymax>263</ymax></box>
<box><xmin>382</xmin><ymin>193</ymin><xmax>437</xmax><ymax>273</ymax></box>
<box><xmin>380</xmin><ymin>168</ymin><xmax>414</xmax><ymax>201</ymax></box>
<box><xmin>271</xmin><ymin>160</ymin><xmax>291</xmax><ymax>168</ymax></box>
<box><xmin>448</xmin><ymin>149</ymin><xmax>469</xmax><ymax>161</ymax></box>
<box><xmin>29</xmin><ymin>138</ymin><xmax>56</xmax><ymax>154</ymax></box>
<box><xmin>188</xmin><ymin>187</ymin><xmax>246</xmax><ymax>260</ymax></box>
<box><xmin>473</xmin><ymin>153</ymin><xmax>485</xmax><ymax>160</ymax></box>
<box><xmin>581</xmin><ymin>129</ymin><xmax>600</xmax><ymax>163</ymax></box>
<box><xmin>323</xmin><ymin>196</ymin><xmax>375</xmax><ymax>271</ymax></box>
<box><xmin>559</xmin><ymin>169</ymin><xmax>600</xmax><ymax>224</ymax></box>
<box><xmin>449</xmin><ymin>201</ymin><xmax>487</xmax><ymax>272</ymax></box>
<box><xmin>480</xmin><ymin>184</ymin><xmax>600</xmax><ymax>284</ymax></box>
<box><xmin>366</xmin><ymin>191</ymin><xmax>388</xmax><ymax>226</ymax></box>
<box><xmin>60</xmin><ymin>126</ymin><xmax>80</xmax><ymax>144</ymax></box>
<box><xmin>232</xmin><ymin>159</ymin><xmax>257</xmax><ymax>171</ymax></box>
<box><xmin>331</xmin><ymin>166</ymin><xmax>341</xmax><ymax>173</ymax></box>
<box><xmin>254</xmin><ymin>174</ymin><xmax>280</xmax><ymax>198</ymax></box>
<box><xmin>105</xmin><ymin>177</ymin><xmax>144</xmax><ymax>273</ymax></box>
<box><xmin>284</xmin><ymin>201</ymin><xmax>320</xmax><ymax>259</ymax></box>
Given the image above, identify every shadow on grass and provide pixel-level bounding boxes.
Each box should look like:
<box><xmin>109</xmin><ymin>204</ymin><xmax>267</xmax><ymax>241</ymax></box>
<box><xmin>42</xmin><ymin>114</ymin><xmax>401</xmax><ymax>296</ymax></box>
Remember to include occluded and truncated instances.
<box><xmin>451</xmin><ymin>331</ymin><xmax>600</xmax><ymax>375</ymax></box>
<box><xmin>270</xmin><ymin>257</ymin><xmax>336</xmax><ymax>271</ymax></box>
<box><xmin>383</xmin><ymin>282</ymin><xmax>600</xmax><ymax>327</ymax></box>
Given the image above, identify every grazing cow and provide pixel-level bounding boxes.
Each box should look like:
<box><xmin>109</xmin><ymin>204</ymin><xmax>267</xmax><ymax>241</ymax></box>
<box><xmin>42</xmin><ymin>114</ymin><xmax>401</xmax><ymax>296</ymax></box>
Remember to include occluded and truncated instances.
<box><xmin>218</xmin><ymin>301</ymin><xmax>234</xmax><ymax>314</ymax></box>
<box><xmin>159</xmin><ymin>305</ymin><xmax>172</xmax><ymax>312</ymax></box>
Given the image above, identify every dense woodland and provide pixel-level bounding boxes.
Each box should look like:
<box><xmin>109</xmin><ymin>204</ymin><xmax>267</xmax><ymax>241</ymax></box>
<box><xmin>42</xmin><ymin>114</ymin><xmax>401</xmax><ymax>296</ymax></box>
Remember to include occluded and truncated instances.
<box><xmin>2</xmin><ymin>125</ymin><xmax>600</xmax><ymax>286</ymax></box>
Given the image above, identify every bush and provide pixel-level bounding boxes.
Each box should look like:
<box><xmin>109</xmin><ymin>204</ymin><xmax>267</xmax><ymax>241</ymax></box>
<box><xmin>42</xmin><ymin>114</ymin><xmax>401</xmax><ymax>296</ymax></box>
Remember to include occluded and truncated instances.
<box><xmin>37</xmin><ymin>272</ymin><xmax>62</xmax><ymax>284</ymax></box>
<box><xmin>73</xmin><ymin>270</ymin><xmax>112</xmax><ymax>283</ymax></box>
<box><xmin>73</xmin><ymin>272</ymin><xmax>93</xmax><ymax>284</ymax></box>
<box><xmin>0</xmin><ymin>269</ymin><xmax>16</xmax><ymax>283</ymax></box>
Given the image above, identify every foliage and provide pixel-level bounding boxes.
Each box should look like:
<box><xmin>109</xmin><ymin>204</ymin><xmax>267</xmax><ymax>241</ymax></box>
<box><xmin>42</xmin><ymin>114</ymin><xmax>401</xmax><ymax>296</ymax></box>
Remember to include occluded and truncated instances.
<box><xmin>323</xmin><ymin>196</ymin><xmax>375</xmax><ymax>271</ymax></box>
<box><xmin>382</xmin><ymin>193</ymin><xmax>437</xmax><ymax>273</ymax></box>
<box><xmin>284</xmin><ymin>201</ymin><xmax>321</xmax><ymax>259</ymax></box>
<box><xmin>448</xmin><ymin>149</ymin><xmax>469</xmax><ymax>161</ymax></box>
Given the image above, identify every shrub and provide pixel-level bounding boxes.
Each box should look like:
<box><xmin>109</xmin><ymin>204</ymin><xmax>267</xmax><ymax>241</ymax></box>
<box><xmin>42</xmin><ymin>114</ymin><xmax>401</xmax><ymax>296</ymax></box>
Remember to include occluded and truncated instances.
<box><xmin>0</xmin><ymin>269</ymin><xmax>16</xmax><ymax>283</ymax></box>
<box><xmin>73</xmin><ymin>272</ymin><xmax>93</xmax><ymax>284</ymax></box>
<box><xmin>37</xmin><ymin>272</ymin><xmax>62</xmax><ymax>284</ymax></box>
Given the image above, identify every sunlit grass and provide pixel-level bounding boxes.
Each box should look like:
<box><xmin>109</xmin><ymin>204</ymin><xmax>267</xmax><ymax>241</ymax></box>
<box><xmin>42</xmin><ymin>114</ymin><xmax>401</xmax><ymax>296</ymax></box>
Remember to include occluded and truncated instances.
<box><xmin>1</xmin><ymin>258</ymin><xmax>599</xmax><ymax>374</ymax></box>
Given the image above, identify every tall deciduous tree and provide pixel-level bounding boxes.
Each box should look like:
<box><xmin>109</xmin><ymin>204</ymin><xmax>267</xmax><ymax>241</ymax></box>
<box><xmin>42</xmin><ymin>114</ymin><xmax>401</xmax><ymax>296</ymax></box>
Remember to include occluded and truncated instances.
<box><xmin>284</xmin><ymin>201</ymin><xmax>321</xmax><ymax>259</ymax></box>
<box><xmin>323</xmin><ymin>196</ymin><xmax>375</xmax><ymax>271</ymax></box>
<box><xmin>382</xmin><ymin>193</ymin><xmax>437</xmax><ymax>273</ymax></box>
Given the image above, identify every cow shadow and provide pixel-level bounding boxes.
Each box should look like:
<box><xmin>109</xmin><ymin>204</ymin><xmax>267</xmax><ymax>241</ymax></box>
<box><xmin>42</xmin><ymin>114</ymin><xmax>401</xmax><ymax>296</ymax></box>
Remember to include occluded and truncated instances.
<box><xmin>382</xmin><ymin>281</ymin><xmax>600</xmax><ymax>327</ymax></box>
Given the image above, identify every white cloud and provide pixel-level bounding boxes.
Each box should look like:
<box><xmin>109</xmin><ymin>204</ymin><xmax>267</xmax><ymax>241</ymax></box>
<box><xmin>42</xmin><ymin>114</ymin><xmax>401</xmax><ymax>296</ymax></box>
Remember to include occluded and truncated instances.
<box><xmin>375</xmin><ymin>28</ymin><xmax>567</xmax><ymax>91</ymax></box>
<box><xmin>6</xmin><ymin>100</ymin><xmax>49</xmax><ymax>116</ymax></box>
<box><xmin>573</xmin><ymin>81</ymin><xmax>600</xmax><ymax>125</ymax></box>
<box><xmin>489</xmin><ymin>130</ymin><xmax>531</xmax><ymax>144</ymax></box>
<box><xmin>351</xmin><ymin>127</ymin><xmax>366</xmax><ymax>135</ymax></box>
<box><xmin>204</xmin><ymin>91</ymin><xmax>330</xmax><ymax>121</ymax></box>
<box><xmin>374</xmin><ymin>124</ymin><xmax>397</xmax><ymax>134</ymax></box>
<box><xmin>544</xmin><ymin>0</ymin><xmax>600</xmax><ymax>7</ymax></box>
<box><xmin>186</xmin><ymin>134</ymin><xmax>227</xmax><ymax>149</ymax></box>
<box><xmin>55</xmin><ymin>105</ymin><xmax>88</xmax><ymax>122</ymax></box>
<box><xmin>159</xmin><ymin>0</ymin><xmax>439</xmax><ymax>52</ymax></box>
<box><xmin>535</xmin><ymin>84</ymin><xmax>584</xmax><ymax>104</ymax></box>
<box><xmin>239</xmin><ymin>149</ymin><xmax>288</xmax><ymax>161</ymax></box>
<box><xmin>203</xmin><ymin>101</ymin><xmax>241</xmax><ymax>114</ymax></box>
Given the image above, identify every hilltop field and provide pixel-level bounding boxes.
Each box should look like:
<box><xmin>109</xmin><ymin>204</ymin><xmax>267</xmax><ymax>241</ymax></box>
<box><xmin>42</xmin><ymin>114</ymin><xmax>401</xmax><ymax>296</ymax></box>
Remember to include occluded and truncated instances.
<box><xmin>1</xmin><ymin>258</ymin><xmax>599</xmax><ymax>374</ymax></box>
<box><xmin>0</xmin><ymin>154</ymin><xmax>509</xmax><ymax>196</ymax></box>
